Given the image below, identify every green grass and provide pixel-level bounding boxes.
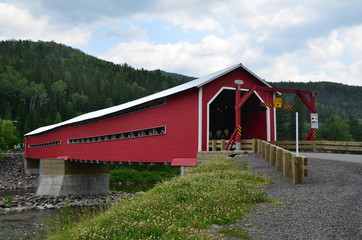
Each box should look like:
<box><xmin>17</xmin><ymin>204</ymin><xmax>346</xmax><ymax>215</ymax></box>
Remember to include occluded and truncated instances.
<box><xmin>219</xmin><ymin>227</ymin><xmax>251</xmax><ymax>239</ymax></box>
<box><xmin>1</xmin><ymin>195</ymin><xmax>15</xmax><ymax>208</ymax></box>
<box><xmin>109</xmin><ymin>164</ymin><xmax>180</xmax><ymax>183</ymax></box>
<box><xmin>45</xmin><ymin>159</ymin><xmax>271</xmax><ymax>240</ymax></box>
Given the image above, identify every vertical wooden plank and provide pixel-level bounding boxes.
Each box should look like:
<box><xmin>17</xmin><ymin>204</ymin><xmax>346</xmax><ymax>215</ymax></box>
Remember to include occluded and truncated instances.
<box><xmin>265</xmin><ymin>143</ymin><xmax>271</xmax><ymax>162</ymax></box>
<box><xmin>303</xmin><ymin>167</ymin><xmax>308</xmax><ymax>177</ymax></box>
<box><xmin>275</xmin><ymin>148</ymin><xmax>283</xmax><ymax>171</ymax></box>
<box><xmin>292</xmin><ymin>156</ymin><xmax>303</xmax><ymax>184</ymax></box>
<box><xmin>212</xmin><ymin>139</ymin><xmax>216</xmax><ymax>151</ymax></box>
<box><xmin>252</xmin><ymin>138</ymin><xmax>257</xmax><ymax>153</ymax></box>
<box><xmin>302</xmin><ymin>157</ymin><xmax>308</xmax><ymax>177</ymax></box>
<box><xmin>302</xmin><ymin>157</ymin><xmax>308</xmax><ymax>166</ymax></box>
<box><xmin>270</xmin><ymin>145</ymin><xmax>276</xmax><ymax>166</ymax></box>
<box><xmin>220</xmin><ymin>139</ymin><xmax>226</xmax><ymax>151</ymax></box>
<box><xmin>283</xmin><ymin>151</ymin><xmax>292</xmax><ymax>178</ymax></box>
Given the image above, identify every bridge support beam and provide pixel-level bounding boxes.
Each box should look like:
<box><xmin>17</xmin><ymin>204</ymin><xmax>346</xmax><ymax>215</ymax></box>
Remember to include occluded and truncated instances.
<box><xmin>23</xmin><ymin>158</ymin><xmax>40</xmax><ymax>175</ymax></box>
<box><xmin>36</xmin><ymin>159</ymin><xmax>109</xmax><ymax>196</ymax></box>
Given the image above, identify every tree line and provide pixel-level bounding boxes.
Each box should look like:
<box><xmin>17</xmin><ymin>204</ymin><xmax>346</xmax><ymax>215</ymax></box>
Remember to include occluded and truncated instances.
<box><xmin>273</xmin><ymin>92</ymin><xmax>362</xmax><ymax>142</ymax></box>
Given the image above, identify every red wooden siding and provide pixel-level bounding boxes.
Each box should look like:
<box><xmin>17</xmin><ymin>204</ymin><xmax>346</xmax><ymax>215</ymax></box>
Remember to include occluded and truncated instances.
<box><xmin>25</xmin><ymin>64</ymin><xmax>278</xmax><ymax>163</ymax></box>
<box><xmin>25</xmin><ymin>88</ymin><xmax>199</xmax><ymax>163</ymax></box>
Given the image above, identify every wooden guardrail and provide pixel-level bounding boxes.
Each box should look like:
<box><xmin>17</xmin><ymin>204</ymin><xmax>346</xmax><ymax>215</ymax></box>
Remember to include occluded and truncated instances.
<box><xmin>209</xmin><ymin>139</ymin><xmax>307</xmax><ymax>184</ymax></box>
<box><xmin>0</xmin><ymin>151</ymin><xmax>24</xmax><ymax>155</ymax></box>
<box><xmin>209</xmin><ymin>139</ymin><xmax>256</xmax><ymax>151</ymax></box>
<box><xmin>271</xmin><ymin>140</ymin><xmax>362</xmax><ymax>153</ymax></box>
<box><xmin>256</xmin><ymin>139</ymin><xmax>308</xmax><ymax>184</ymax></box>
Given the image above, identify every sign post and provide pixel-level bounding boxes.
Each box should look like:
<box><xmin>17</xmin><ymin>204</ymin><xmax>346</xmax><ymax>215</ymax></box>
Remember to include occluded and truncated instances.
<box><xmin>234</xmin><ymin>80</ymin><xmax>244</xmax><ymax>150</ymax></box>
<box><xmin>296</xmin><ymin>112</ymin><xmax>299</xmax><ymax>156</ymax></box>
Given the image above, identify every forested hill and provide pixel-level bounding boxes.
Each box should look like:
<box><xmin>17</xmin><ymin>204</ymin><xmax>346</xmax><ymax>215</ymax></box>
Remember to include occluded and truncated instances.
<box><xmin>0</xmin><ymin>40</ymin><xmax>194</xmax><ymax>136</ymax></box>
<box><xmin>270</xmin><ymin>81</ymin><xmax>362</xmax><ymax>120</ymax></box>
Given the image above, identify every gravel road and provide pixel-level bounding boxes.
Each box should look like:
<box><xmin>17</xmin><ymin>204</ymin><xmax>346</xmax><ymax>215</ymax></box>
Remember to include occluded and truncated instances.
<box><xmin>227</xmin><ymin>153</ymin><xmax>362</xmax><ymax>240</ymax></box>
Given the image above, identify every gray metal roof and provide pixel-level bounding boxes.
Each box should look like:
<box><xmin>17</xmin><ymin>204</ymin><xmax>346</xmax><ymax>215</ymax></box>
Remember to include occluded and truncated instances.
<box><xmin>25</xmin><ymin>63</ymin><xmax>271</xmax><ymax>136</ymax></box>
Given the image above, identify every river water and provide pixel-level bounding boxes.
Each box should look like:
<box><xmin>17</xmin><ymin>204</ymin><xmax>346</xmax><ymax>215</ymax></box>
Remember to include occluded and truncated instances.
<box><xmin>0</xmin><ymin>183</ymin><xmax>154</xmax><ymax>240</ymax></box>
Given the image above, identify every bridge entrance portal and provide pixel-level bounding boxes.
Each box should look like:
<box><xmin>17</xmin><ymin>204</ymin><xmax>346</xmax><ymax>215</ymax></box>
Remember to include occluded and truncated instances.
<box><xmin>208</xmin><ymin>89</ymin><xmax>267</xmax><ymax>148</ymax></box>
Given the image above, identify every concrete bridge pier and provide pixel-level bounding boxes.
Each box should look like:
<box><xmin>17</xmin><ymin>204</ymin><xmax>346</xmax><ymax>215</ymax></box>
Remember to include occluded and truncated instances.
<box><xmin>36</xmin><ymin>159</ymin><xmax>109</xmax><ymax>196</ymax></box>
<box><xmin>23</xmin><ymin>158</ymin><xmax>40</xmax><ymax>175</ymax></box>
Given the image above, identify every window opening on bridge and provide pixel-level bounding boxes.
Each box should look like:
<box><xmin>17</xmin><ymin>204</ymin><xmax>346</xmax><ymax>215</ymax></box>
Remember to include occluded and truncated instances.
<box><xmin>68</xmin><ymin>126</ymin><xmax>166</xmax><ymax>144</ymax></box>
<box><xmin>28</xmin><ymin>140</ymin><xmax>61</xmax><ymax>148</ymax></box>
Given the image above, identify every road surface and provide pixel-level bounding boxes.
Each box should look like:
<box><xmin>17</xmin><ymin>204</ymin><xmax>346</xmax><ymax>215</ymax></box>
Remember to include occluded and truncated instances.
<box><xmin>299</xmin><ymin>152</ymin><xmax>362</xmax><ymax>164</ymax></box>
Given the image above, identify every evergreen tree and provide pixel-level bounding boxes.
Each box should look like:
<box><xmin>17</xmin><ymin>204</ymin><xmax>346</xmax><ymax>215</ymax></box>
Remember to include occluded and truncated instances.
<box><xmin>348</xmin><ymin>115</ymin><xmax>362</xmax><ymax>141</ymax></box>
<box><xmin>318</xmin><ymin>115</ymin><xmax>353</xmax><ymax>141</ymax></box>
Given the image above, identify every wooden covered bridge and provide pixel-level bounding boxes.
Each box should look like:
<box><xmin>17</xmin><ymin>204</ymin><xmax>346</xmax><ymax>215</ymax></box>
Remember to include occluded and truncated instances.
<box><xmin>24</xmin><ymin>63</ymin><xmax>317</xmax><ymax>195</ymax></box>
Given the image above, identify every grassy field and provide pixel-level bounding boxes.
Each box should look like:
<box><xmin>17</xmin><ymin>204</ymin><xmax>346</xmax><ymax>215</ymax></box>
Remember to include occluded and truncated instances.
<box><xmin>45</xmin><ymin>159</ymin><xmax>271</xmax><ymax>240</ymax></box>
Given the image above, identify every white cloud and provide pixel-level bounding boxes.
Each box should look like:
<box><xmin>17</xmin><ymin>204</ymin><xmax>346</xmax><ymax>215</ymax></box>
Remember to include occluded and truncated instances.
<box><xmin>0</xmin><ymin>3</ymin><xmax>92</xmax><ymax>45</ymax></box>
<box><xmin>227</xmin><ymin>0</ymin><xmax>314</xmax><ymax>30</ymax></box>
<box><xmin>350</xmin><ymin>60</ymin><xmax>362</xmax><ymax>77</ymax></box>
<box><xmin>341</xmin><ymin>25</ymin><xmax>362</xmax><ymax>57</ymax></box>
<box><xmin>321</xmin><ymin>61</ymin><xmax>345</xmax><ymax>70</ymax></box>
<box><xmin>99</xmin><ymin>33</ymin><xmax>253</xmax><ymax>76</ymax></box>
<box><xmin>259</xmin><ymin>50</ymin><xmax>362</xmax><ymax>86</ymax></box>
<box><xmin>307</xmin><ymin>30</ymin><xmax>344</xmax><ymax>59</ymax></box>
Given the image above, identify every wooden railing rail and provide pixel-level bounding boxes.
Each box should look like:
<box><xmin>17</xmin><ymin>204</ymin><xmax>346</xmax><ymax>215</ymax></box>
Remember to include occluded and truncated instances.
<box><xmin>209</xmin><ymin>139</ymin><xmax>256</xmax><ymax>151</ymax></box>
<box><xmin>256</xmin><ymin>139</ymin><xmax>308</xmax><ymax>184</ymax></box>
<box><xmin>272</xmin><ymin>140</ymin><xmax>362</xmax><ymax>153</ymax></box>
<box><xmin>208</xmin><ymin>139</ymin><xmax>307</xmax><ymax>184</ymax></box>
<box><xmin>0</xmin><ymin>151</ymin><xmax>24</xmax><ymax>155</ymax></box>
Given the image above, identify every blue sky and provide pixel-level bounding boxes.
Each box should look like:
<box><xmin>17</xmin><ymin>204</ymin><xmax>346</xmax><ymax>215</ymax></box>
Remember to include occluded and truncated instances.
<box><xmin>1</xmin><ymin>0</ymin><xmax>362</xmax><ymax>86</ymax></box>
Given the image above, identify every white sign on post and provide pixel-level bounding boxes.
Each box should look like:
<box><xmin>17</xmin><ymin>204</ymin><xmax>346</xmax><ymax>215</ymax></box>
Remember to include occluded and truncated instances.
<box><xmin>311</xmin><ymin>113</ymin><xmax>318</xmax><ymax>129</ymax></box>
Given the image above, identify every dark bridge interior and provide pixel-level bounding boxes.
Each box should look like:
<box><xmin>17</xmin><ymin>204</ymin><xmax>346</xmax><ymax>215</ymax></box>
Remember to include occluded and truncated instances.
<box><xmin>209</xmin><ymin>89</ymin><xmax>266</xmax><ymax>140</ymax></box>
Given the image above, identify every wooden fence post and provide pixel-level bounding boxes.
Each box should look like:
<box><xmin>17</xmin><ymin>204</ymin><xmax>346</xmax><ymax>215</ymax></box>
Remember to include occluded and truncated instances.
<box><xmin>270</xmin><ymin>145</ymin><xmax>276</xmax><ymax>166</ymax></box>
<box><xmin>211</xmin><ymin>139</ymin><xmax>217</xmax><ymax>151</ymax></box>
<box><xmin>252</xmin><ymin>138</ymin><xmax>257</xmax><ymax>153</ymax></box>
<box><xmin>302</xmin><ymin>157</ymin><xmax>308</xmax><ymax>177</ymax></box>
<box><xmin>220</xmin><ymin>139</ymin><xmax>226</xmax><ymax>151</ymax></box>
<box><xmin>275</xmin><ymin>148</ymin><xmax>283</xmax><ymax>171</ymax></box>
<box><xmin>265</xmin><ymin>143</ymin><xmax>270</xmax><ymax>162</ymax></box>
<box><xmin>283</xmin><ymin>151</ymin><xmax>292</xmax><ymax>178</ymax></box>
<box><xmin>261</xmin><ymin>141</ymin><xmax>266</xmax><ymax>158</ymax></box>
<box><xmin>258</xmin><ymin>140</ymin><xmax>262</xmax><ymax>155</ymax></box>
<box><xmin>292</xmin><ymin>156</ymin><xmax>303</xmax><ymax>184</ymax></box>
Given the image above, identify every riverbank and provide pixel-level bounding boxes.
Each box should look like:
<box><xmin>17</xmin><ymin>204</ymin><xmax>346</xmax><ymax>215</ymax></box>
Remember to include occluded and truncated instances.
<box><xmin>0</xmin><ymin>155</ymin><xmax>146</xmax><ymax>214</ymax></box>
<box><xmin>0</xmin><ymin>191</ymin><xmax>134</xmax><ymax>213</ymax></box>
<box><xmin>0</xmin><ymin>154</ymin><xmax>37</xmax><ymax>190</ymax></box>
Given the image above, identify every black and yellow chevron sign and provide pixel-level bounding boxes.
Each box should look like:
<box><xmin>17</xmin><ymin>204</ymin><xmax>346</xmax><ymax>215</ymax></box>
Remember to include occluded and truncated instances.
<box><xmin>260</xmin><ymin>102</ymin><xmax>274</xmax><ymax>108</ymax></box>
<box><xmin>282</xmin><ymin>104</ymin><xmax>294</xmax><ymax>109</ymax></box>
<box><xmin>260</xmin><ymin>102</ymin><xmax>294</xmax><ymax>109</ymax></box>
<box><xmin>237</xmin><ymin>125</ymin><xmax>242</xmax><ymax>136</ymax></box>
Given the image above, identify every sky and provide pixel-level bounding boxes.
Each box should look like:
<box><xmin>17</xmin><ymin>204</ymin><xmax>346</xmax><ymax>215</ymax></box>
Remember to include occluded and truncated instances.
<box><xmin>1</xmin><ymin>0</ymin><xmax>362</xmax><ymax>86</ymax></box>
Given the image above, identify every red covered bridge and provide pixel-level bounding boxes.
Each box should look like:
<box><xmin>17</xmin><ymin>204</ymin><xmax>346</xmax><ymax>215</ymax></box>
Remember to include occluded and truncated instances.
<box><xmin>24</xmin><ymin>63</ymin><xmax>317</xmax><ymax>196</ymax></box>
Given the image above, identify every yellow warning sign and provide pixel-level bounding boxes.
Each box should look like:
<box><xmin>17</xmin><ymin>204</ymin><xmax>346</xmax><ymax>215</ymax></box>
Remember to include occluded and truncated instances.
<box><xmin>274</xmin><ymin>97</ymin><xmax>282</xmax><ymax>108</ymax></box>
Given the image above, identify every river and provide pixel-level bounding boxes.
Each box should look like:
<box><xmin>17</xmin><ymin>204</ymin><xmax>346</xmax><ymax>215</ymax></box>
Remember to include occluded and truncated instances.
<box><xmin>0</xmin><ymin>183</ymin><xmax>154</xmax><ymax>240</ymax></box>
